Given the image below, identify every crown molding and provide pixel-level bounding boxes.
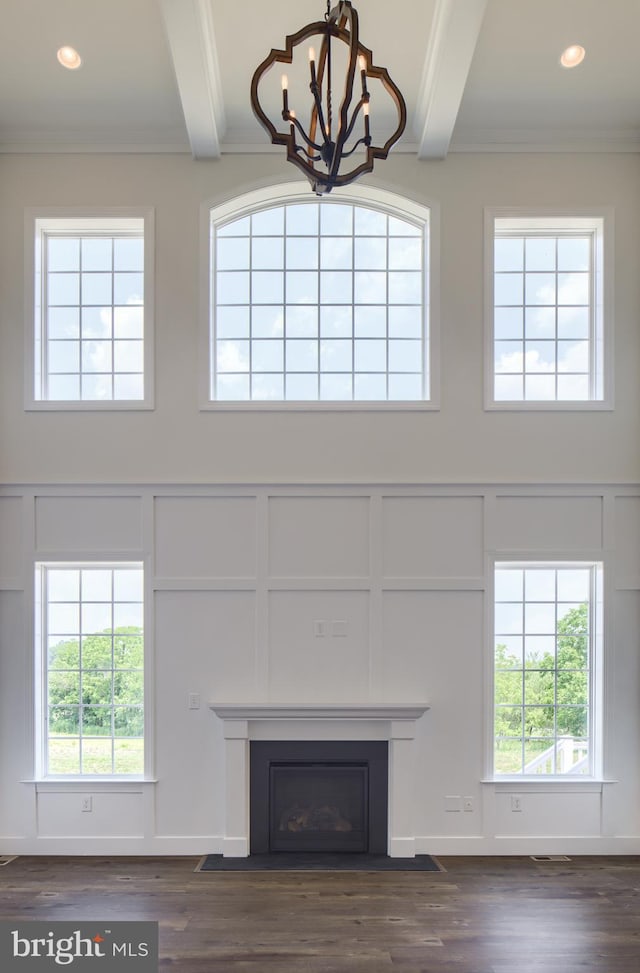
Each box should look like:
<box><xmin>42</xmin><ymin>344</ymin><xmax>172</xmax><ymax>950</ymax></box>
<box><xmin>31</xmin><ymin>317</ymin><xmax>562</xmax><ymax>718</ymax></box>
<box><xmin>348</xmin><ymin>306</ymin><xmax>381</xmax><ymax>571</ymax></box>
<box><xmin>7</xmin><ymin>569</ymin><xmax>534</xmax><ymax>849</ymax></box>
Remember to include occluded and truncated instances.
<box><xmin>0</xmin><ymin>135</ymin><xmax>190</xmax><ymax>154</ymax></box>
<box><xmin>450</xmin><ymin>127</ymin><xmax>640</xmax><ymax>153</ymax></box>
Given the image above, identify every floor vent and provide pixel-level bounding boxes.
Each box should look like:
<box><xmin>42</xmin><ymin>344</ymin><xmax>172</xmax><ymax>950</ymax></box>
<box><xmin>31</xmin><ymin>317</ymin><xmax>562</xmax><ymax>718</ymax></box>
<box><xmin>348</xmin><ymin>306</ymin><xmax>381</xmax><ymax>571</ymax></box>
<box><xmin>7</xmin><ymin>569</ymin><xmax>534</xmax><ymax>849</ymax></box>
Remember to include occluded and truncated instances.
<box><xmin>0</xmin><ymin>855</ymin><xmax>18</xmax><ymax>866</ymax></box>
<box><xmin>530</xmin><ymin>855</ymin><xmax>571</xmax><ymax>862</ymax></box>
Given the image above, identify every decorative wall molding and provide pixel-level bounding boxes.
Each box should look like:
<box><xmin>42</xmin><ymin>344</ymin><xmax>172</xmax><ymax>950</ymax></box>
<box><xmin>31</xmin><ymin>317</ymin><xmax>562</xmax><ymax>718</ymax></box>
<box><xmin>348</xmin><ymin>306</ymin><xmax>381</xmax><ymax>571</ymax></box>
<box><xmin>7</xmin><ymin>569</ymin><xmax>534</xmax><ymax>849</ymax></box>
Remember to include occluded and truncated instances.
<box><xmin>2</xmin><ymin>481</ymin><xmax>640</xmax><ymax>854</ymax></box>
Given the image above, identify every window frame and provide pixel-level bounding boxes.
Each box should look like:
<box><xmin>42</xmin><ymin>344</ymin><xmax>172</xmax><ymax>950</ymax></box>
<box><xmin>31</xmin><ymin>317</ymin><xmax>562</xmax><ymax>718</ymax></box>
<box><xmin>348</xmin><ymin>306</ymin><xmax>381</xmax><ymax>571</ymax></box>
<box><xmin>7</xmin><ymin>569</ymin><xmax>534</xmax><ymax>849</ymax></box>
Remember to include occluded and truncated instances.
<box><xmin>490</xmin><ymin>558</ymin><xmax>604</xmax><ymax>781</ymax></box>
<box><xmin>200</xmin><ymin>182</ymin><xmax>440</xmax><ymax>410</ymax></box>
<box><xmin>484</xmin><ymin>207</ymin><xmax>614</xmax><ymax>411</ymax></box>
<box><xmin>25</xmin><ymin>207</ymin><xmax>155</xmax><ymax>411</ymax></box>
<box><xmin>35</xmin><ymin>560</ymin><xmax>148</xmax><ymax>780</ymax></box>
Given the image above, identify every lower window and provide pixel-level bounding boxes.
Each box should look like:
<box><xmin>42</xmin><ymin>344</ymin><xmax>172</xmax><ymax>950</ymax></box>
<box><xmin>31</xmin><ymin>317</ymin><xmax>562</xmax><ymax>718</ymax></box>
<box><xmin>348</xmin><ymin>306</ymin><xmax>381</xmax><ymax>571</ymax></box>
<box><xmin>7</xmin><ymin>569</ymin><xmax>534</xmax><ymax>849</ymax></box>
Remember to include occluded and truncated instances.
<box><xmin>37</xmin><ymin>563</ymin><xmax>144</xmax><ymax>776</ymax></box>
<box><xmin>493</xmin><ymin>561</ymin><xmax>602</xmax><ymax>776</ymax></box>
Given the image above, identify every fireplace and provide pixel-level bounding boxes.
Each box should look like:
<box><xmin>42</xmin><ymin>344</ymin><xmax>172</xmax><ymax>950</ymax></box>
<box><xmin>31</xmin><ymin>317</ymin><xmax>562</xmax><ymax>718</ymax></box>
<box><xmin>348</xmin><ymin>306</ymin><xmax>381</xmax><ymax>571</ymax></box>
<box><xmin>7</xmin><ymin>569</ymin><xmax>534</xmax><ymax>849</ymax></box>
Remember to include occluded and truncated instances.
<box><xmin>210</xmin><ymin>704</ymin><xmax>429</xmax><ymax>857</ymax></box>
<box><xmin>250</xmin><ymin>740</ymin><xmax>388</xmax><ymax>854</ymax></box>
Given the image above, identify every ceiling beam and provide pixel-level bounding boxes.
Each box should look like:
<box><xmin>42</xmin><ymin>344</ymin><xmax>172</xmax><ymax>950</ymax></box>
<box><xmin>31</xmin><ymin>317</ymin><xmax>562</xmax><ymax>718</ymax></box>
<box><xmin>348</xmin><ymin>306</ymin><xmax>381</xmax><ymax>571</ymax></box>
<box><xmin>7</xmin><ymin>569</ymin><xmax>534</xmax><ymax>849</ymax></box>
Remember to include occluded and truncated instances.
<box><xmin>159</xmin><ymin>0</ymin><xmax>226</xmax><ymax>158</ymax></box>
<box><xmin>414</xmin><ymin>0</ymin><xmax>488</xmax><ymax>160</ymax></box>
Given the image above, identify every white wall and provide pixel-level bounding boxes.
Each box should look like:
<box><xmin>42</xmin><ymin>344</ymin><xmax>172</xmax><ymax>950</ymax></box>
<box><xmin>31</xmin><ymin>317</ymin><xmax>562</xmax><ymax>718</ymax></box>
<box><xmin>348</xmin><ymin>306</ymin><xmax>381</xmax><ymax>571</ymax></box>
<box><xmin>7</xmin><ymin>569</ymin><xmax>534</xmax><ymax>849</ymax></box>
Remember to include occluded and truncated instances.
<box><xmin>1</xmin><ymin>151</ymin><xmax>639</xmax><ymax>854</ymax></box>
<box><xmin>1</xmin><ymin>152</ymin><xmax>640</xmax><ymax>484</ymax></box>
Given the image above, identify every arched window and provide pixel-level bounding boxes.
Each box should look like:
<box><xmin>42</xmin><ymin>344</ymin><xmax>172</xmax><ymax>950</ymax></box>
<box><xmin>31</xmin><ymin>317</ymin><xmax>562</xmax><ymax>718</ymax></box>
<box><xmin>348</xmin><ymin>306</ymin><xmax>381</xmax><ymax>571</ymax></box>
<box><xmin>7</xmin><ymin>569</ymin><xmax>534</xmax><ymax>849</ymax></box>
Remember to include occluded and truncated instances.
<box><xmin>206</xmin><ymin>184</ymin><xmax>436</xmax><ymax>407</ymax></box>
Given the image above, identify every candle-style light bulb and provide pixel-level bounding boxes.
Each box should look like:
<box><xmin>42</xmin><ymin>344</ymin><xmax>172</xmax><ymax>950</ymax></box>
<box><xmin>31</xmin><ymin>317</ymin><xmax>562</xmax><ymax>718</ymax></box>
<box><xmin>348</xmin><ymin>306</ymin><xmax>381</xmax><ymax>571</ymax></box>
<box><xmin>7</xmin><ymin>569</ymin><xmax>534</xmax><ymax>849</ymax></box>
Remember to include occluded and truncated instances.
<box><xmin>359</xmin><ymin>54</ymin><xmax>368</xmax><ymax>96</ymax></box>
<box><xmin>289</xmin><ymin>108</ymin><xmax>296</xmax><ymax>142</ymax></box>
<box><xmin>281</xmin><ymin>74</ymin><xmax>289</xmax><ymax>114</ymax></box>
<box><xmin>363</xmin><ymin>100</ymin><xmax>370</xmax><ymax>139</ymax></box>
<box><xmin>309</xmin><ymin>46</ymin><xmax>317</xmax><ymax>86</ymax></box>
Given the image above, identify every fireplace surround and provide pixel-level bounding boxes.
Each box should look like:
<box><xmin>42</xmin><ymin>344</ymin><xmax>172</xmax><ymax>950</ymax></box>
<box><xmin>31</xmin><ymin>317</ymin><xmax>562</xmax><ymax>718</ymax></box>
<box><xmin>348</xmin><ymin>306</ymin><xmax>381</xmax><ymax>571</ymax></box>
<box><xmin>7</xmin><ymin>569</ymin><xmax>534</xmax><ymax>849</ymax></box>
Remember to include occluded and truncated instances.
<box><xmin>210</xmin><ymin>704</ymin><xmax>429</xmax><ymax>858</ymax></box>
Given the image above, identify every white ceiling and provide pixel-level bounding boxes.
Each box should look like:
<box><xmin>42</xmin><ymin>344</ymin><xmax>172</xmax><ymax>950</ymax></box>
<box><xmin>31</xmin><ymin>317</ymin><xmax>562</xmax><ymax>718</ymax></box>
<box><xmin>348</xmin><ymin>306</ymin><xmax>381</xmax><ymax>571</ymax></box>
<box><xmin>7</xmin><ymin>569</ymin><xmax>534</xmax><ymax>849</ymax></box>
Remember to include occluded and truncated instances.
<box><xmin>2</xmin><ymin>0</ymin><xmax>640</xmax><ymax>157</ymax></box>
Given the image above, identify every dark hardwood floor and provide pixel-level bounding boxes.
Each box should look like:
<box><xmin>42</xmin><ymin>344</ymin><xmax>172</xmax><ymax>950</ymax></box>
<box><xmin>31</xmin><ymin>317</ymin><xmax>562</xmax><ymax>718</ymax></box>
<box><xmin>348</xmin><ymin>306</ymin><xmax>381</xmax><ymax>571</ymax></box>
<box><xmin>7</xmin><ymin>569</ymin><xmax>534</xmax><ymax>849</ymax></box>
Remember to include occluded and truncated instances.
<box><xmin>1</xmin><ymin>855</ymin><xmax>640</xmax><ymax>972</ymax></box>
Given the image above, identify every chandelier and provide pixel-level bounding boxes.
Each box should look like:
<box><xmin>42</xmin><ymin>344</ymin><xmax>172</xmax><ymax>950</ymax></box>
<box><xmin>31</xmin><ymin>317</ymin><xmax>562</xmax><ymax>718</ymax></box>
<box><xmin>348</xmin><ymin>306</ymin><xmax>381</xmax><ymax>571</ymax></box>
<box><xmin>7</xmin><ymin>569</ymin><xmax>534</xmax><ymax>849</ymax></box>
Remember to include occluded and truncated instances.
<box><xmin>250</xmin><ymin>1</ymin><xmax>406</xmax><ymax>195</ymax></box>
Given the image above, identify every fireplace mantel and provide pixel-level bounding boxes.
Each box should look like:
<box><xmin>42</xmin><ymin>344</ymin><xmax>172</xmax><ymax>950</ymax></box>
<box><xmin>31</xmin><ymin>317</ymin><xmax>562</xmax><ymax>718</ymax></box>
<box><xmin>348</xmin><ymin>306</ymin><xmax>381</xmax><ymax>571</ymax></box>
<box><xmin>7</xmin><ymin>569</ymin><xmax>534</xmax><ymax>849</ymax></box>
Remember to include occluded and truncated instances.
<box><xmin>209</xmin><ymin>704</ymin><xmax>429</xmax><ymax>722</ymax></box>
<box><xmin>210</xmin><ymin>703</ymin><xmax>430</xmax><ymax>858</ymax></box>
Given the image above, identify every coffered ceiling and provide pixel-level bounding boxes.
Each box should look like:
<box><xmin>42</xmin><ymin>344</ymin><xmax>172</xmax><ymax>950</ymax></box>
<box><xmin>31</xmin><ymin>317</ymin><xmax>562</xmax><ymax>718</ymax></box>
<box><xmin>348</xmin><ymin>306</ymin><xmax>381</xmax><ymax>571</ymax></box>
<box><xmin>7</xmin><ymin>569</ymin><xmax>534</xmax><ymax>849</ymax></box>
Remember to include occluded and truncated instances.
<box><xmin>2</xmin><ymin>0</ymin><xmax>639</xmax><ymax>156</ymax></box>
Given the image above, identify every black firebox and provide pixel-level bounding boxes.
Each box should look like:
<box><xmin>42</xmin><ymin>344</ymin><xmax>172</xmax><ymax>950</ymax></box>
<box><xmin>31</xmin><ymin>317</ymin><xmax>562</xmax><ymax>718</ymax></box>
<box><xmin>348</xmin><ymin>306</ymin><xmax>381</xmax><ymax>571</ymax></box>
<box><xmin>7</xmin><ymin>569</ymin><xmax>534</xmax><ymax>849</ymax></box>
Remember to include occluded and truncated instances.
<box><xmin>250</xmin><ymin>740</ymin><xmax>388</xmax><ymax>854</ymax></box>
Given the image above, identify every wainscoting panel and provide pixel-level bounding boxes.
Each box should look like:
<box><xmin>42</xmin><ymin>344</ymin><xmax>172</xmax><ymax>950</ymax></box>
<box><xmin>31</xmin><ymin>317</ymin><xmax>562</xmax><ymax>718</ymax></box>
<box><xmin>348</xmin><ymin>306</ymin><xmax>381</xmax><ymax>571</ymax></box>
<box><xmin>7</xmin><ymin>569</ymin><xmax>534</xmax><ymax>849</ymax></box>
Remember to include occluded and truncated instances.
<box><xmin>268</xmin><ymin>495</ymin><xmax>370</xmax><ymax>579</ymax></box>
<box><xmin>493</xmin><ymin>789</ymin><xmax>601</xmax><ymax>837</ymax></box>
<box><xmin>493</xmin><ymin>495</ymin><xmax>603</xmax><ymax>551</ymax></box>
<box><xmin>381</xmin><ymin>496</ymin><xmax>484</xmax><ymax>579</ymax></box>
<box><xmin>34</xmin><ymin>495</ymin><xmax>143</xmax><ymax>552</ymax></box>
<box><xmin>0</xmin><ymin>497</ymin><xmax>23</xmax><ymax>585</ymax></box>
<box><xmin>268</xmin><ymin>589</ymin><xmax>370</xmax><ymax>702</ymax></box>
<box><xmin>37</xmin><ymin>790</ymin><xmax>145</xmax><ymax>837</ymax></box>
<box><xmin>154</xmin><ymin>496</ymin><xmax>257</xmax><ymax>579</ymax></box>
<box><xmin>614</xmin><ymin>496</ymin><xmax>640</xmax><ymax>583</ymax></box>
<box><xmin>379</xmin><ymin>590</ymin><xmax>483</xmax><ymax>710</ymax></box>
<box><xmin>155</xmin><ymin>589</ymin><xmax>258</xmax><ymax>698</ymax></box>
<box><xmin>0</xmin><ymin>591</ymin><xmax>32</xmax><ymax>838</ymax></box>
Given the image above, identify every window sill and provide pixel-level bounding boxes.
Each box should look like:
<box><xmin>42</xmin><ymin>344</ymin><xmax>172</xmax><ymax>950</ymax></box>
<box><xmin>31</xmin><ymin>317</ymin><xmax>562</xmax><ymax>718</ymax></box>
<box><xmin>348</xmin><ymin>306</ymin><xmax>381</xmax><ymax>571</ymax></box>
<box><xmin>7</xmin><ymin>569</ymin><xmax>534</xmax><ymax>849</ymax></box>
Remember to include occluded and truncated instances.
<box><xmin>482</xmin><ymin>778</ymin><xmax>616</xmax><ymax>792</ymax></box>
<box><xmin>25</xmin><ymin>402</ymin><xmax>154</xmax><ymax>412</ymax></box>
<box><xmin>23</xmin><ymin>778</ymin><xmax>157</xmax><ymax>788</ymax></box>
<box><xmin>485</xmin><ymin>400</ymin><xmax>613</xmax><ymax>413</ymax></box>
<box><xmin>201</xmin><ymin>400</ymin><xmax>439</xmax><ymax>413</ymax></box>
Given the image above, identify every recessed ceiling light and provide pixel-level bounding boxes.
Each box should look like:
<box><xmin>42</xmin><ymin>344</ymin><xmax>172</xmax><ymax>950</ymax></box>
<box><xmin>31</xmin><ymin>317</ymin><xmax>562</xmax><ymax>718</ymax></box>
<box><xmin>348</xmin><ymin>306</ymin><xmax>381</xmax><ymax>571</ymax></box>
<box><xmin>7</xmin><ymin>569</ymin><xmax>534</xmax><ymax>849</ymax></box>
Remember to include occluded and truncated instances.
<box><xmin>57</xmin><ymin>46</ymin><xmax>82</xmax><ymax>70</ymax></box>
<box><xmin>560</xmin><ymin>45</ymin><xmax>585</xmax><ymax>69</ymax></box>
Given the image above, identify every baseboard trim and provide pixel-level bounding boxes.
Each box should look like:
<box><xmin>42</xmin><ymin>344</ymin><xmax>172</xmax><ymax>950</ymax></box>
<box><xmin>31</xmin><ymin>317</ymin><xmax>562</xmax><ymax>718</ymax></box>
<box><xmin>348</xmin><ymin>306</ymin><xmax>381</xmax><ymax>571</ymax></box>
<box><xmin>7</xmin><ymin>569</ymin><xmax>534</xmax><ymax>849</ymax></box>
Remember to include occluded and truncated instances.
<box><xmin>0</xmin><ymin>836</ymin><xmax>222</xmax><ymax>856</ymax></box>
<box><xmin>416</xmin><ymin>835</ymin><xmax>640</xmax><ymax>855</ymax></box>
<box><xmin>1</xmin><ymin>834</ymin><xmax>639</xmax><ymax>856</ymax></box>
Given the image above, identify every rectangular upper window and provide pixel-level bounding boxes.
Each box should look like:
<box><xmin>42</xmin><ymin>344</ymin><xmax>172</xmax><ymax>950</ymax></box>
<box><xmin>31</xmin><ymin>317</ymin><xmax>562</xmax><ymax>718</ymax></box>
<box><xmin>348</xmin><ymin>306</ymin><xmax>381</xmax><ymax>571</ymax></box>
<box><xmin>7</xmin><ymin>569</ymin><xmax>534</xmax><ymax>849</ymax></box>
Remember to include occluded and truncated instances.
<box><xmin>26</xmin><ymin>210</ymin><xmax>154</xmax><ymax>409</ymax></box>
<box><xmin>36</xmin><ymin>563</ymin><xmax>145</xmax><ymax>777</ymax></box>
<box><xmin>493</xmin><ymin>561</ymin><xmax>602</xmax><ymax>777</ymax></box>
<box><xmin>206</xmin><ymin>187</ymin><xmax>437</xmax><ymax>409</ymax></box>
<box><xmin>485</xmin><ymin>211</ymin><xmax>612</xmax><ymax>409</ymax></box>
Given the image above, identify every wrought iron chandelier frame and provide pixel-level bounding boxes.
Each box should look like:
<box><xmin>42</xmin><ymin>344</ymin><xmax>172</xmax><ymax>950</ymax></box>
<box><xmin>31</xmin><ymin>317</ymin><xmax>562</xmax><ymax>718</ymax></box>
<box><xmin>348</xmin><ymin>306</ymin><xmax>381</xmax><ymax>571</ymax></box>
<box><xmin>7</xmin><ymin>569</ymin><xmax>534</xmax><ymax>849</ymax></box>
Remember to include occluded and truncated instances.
<box><xmin>250</xmin><ymin>1</ymin><xmax>406</xmax><ymax>195</ymax></box>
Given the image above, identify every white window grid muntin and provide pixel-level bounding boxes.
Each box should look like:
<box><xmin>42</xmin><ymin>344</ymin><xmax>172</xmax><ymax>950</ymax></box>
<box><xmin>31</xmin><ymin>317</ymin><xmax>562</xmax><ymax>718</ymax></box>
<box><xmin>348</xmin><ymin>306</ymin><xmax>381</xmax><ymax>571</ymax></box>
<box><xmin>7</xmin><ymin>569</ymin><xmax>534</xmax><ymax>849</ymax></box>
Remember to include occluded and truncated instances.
<box><xmin>39</xmin><ymin>563</ymin><xmax>144</xmax><ymax>777</ymax></box>
<box><xmin>210</xmin><ymin>200</ymin><xmax>429</xmax><ymax>403</ymax></box>
<box><xmin>486</xmin><ymin>210</ymin><xmax>610</xmax><ymax>409</ymax></box>
<box><xmin>40</xmin><ymin>229</ymin><xmax>144</xmax><ymax>402</ymax></box>
<box><xmin>494</xmin><ymin>228</ymin><xmax>596</xmax><ymax>402</ymax></box>
<box><xmin>493</xmin><ymin>562</ymin><xmax>599</xmax><ymax>778</ymax></box>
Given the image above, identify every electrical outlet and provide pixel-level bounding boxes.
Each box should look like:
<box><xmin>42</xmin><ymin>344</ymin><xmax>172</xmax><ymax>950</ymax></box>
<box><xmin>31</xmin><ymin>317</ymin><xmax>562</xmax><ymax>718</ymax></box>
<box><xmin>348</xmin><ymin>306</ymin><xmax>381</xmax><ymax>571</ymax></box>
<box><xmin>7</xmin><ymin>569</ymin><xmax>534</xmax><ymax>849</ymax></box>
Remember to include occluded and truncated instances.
<box><xmin>463</xmin><ymin>796</ymin><xmax>474</xmax><ymax>812</ymax></box>
<box><xmin>81</xmin><ymin>796</ymin><xmax>92</xmax><ymax>813</ymax></box>
<box><xmin>511</xmin><ymin>794</ymin><xmax>523</xmax><ymax>812</ymax></box>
